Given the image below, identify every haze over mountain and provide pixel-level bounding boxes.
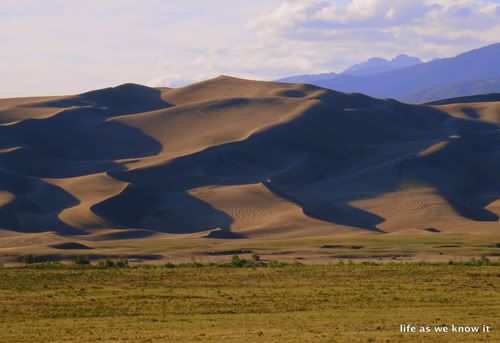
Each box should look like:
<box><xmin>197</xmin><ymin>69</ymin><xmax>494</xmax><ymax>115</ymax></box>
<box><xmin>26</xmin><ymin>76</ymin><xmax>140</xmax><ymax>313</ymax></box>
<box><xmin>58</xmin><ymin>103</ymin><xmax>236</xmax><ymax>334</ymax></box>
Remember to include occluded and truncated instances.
<box><xmin>340</xmin><ymin>54</ymin><xmax>421</xmax><ymax>77</ymax></box>
<box><xmin>402</xmin><ymin>77</ymin><xmax>500</xmax><ymax>104</ymax></box>
<box><xmin>277</xmin><ymin>54</ymin><xmax>421</xmax><ymax>84</ymax></box>
<box><xmin>278</xmin><ymin>43</ymin><xmax>500</xmax><ymax>103</ymax></box>
<box><xmin>0</xmin><ymin>76</ymin><xmax>498</xmax><ymax>254</ymax></box>
<box><xmin>276</xmin><ymin>72</ymin><xmax>337</xmax><ymax>84</ymax></box>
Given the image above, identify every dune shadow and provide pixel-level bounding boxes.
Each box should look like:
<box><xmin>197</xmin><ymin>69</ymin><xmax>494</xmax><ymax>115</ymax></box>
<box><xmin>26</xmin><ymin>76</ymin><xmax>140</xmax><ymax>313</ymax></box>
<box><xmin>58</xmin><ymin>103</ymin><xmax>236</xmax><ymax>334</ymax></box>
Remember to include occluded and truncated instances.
<box><xmin>43</xmin><ymin>83</ymin><xmax>172</xmax><ymax>115</ymax></box>
<box><xmin>461</xmin><ymin>107</ymin><xmax>480</xmax><ymax>119</ymax></box>
<box><xmin>107</xmin><ymin>100</ymin><xmax>500</xmax><ymax>233</ymax></box>
<box><xmin>0</xmin><ymin>107</ymin><xmax>162</xmax><ymax>162</ymax></box>
<box><xmin>50</xmin><ymin>242</ymin><xmax>93</xmax><ymax>250</ymax></box>
<box><xmin>107</xmin><ymin>101</ymin><xmax>402</xmax><ymax>232</ymax></box>
<box><xmin>0</xmin><ymin>84</ymin><xmax>172</xmax><ymax>234</ymax></box>
<box><xmin>0</xmin><ymin>85</ymin><xmax>168</xmax><ymax>178</ymax></box>
<box><xmin>91</xmin><ymin>185</ymin><xmax>233</xmax><ymax>234</ymax></box>
<box><xmin>265</xmin><ymin>182</ymin><xmax>385</xmax><ymax>232</ymax></box>
<box><xmin>396</xmin><ymin>126</ymin><xmax>500</xmax><ymax>222</ymax></box>
<box><xmin>0</xmin><ymin>170</ymin><xmax>83</xmax><ymax>234</ymax></box>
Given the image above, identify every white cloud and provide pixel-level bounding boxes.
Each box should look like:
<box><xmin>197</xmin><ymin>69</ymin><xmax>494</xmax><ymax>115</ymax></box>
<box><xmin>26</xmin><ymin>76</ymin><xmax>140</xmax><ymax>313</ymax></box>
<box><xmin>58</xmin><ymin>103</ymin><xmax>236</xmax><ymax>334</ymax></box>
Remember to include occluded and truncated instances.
<box><xmin>253</xmin><ymin>0</ymin><xmax>499</xmax><ymax>35</ymax></box>
<box><xmin>244</xmin><ymin>0</ymin><xmax>500</xmax><ymax>71</ymax></box>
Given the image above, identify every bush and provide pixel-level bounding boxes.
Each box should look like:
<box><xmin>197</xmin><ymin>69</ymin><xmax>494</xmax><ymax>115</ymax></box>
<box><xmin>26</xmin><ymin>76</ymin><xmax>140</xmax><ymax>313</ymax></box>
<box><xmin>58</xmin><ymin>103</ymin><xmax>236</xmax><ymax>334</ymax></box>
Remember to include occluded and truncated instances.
<box><xmin>20</xmin><ymin>254</ymin><xmax>37</xmax><ymax>264</ymax></box>
<box><xmin>478</xmin><ymin>256</ymin><xmax>491</xmax><ymax>266</ymax></box>
<box><xmin>74</xmin><ymin>256</ymin><xmax>90</xmax><ymax>265</ymax></box>
<box><xmin>133</xmin><ymin>263</ymin><xmax>157</xmax><ymax>269</ymax></box>
<box><xmin>223</xmin><ymin>255</ymin><xmax>264</xmax><ymax>268</ymax></box>
<box><xmin>251</xmin><ymin>253</ymin><xmax>260</xmax><ymax>262</ymax></box>
<box><xmin>114</xmin><ymin>258</ymin><xmax>129</xmax><ymax>268</ymax></box>
<box><xmin>33</xmin><ymin>262</ymin><xmax>65</xmax><ymax>269</ymax></box>
<box><xmin>231</xmin><ymin>255</ymin><xmax>246</xmax><ymax>267</ymax></box>
<box><xmin>98</xmin><ymin>258</ymin><xmax>114</xmax><ymax>268</ymax></box>
<box><xmin>467</xmin><ymin>256</ymin><xmax>492</xmax><ymax>266</ymax></box>
<box><xmin>97</xmin><ymin>258</ymin><xmax>129</xmax><ymax>268</ymax></box>
<box><xmin>161</xmin><ymin>262</ymin><xmax>176</xmax><ymax>269</ymax></box>
<box><xmin>177</xmin><ymin>262</ymin><xmax>205</xmax><ymax>268</ymax></box>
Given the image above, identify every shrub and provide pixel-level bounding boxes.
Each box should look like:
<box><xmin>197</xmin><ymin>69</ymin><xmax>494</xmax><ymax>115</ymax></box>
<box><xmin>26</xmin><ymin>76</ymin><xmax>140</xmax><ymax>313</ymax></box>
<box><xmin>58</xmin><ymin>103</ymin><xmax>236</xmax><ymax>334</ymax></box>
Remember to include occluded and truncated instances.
<box><xmin>478</xmin><ymin>256</ymin><xmax>491</xmax><ymax>266</ymax></box>
<box><xmin>177</xmin><ymin>262</ymin><xmax>204</xmax><ymax>268</ymax></box>
<box><xmin>133</xmin><ymin>263</ymin><xmax>157</xmax><ymax>269</ymax></box>
<box><xmin>212</xmin><ymin>255</ymin><xmax>262</xmax><ymax>268</ymax></box>
<box><xmin>230</xmin><ymin>255</ymin><xmax>246</xmax><ymax>267</ymax></box>
<box><xmin>30</xmin><ymin>262</ymin><xmax>65</xmax><ymax>269</ymax></box>
<box><xmin>20</xmin><ymin>254</ymin><xmax>36</xmax><ymax>264</ymax></box>
<box><xmin>74</xmin><ymin>256</ymin><xmax>90</xmax><ymax>265</ymax></box>
<box><xmin>467</xmin><ymin>256</ymin><xmax>492</xmax><ymax>266</ymax></box>
<box><xmin>251</xmin><ymin>253</ymin><xmax>260</xmax><ymax>262</ymax></box>
<box><xmin>161</xmin><ymin>262</ymin><xmax>176</xmax><ymax>269</ymax></box>
<box><xmin>98</xmin><ymin>258</ymin><xmax>114</xmax><ymax>268</ymax></box>
<box><xmin>97</xmin><ymin>258</ymin><xmax>129</xmax><ymax>268</ymax></box>
<box><xmin>114</xmin><ymin>258</ymin><xmax>129</xmax><ymax>268</ymax></box>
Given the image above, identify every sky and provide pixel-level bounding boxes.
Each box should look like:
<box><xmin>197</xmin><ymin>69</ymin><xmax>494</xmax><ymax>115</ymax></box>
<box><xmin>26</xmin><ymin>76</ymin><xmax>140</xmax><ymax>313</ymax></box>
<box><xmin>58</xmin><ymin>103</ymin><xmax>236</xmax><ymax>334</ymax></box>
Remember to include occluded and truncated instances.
<box><xmin>0</xmin><ymin>0</ymin><xmax>499</xmax><ymax>97</ymax></box>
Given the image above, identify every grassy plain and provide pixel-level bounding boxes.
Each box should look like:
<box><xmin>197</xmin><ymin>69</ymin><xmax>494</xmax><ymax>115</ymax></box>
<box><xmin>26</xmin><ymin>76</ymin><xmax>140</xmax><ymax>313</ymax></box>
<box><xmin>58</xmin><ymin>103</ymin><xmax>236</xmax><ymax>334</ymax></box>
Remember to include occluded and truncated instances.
<box><xmin>0</xmin><ymin>263</ymin><xmax>499</xmax><ymax>342</ymax></box>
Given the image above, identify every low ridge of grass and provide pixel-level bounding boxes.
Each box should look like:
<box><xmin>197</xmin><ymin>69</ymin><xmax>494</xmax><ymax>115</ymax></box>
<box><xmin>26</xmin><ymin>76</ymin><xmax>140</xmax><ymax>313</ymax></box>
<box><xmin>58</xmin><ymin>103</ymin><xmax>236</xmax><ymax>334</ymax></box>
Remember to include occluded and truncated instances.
<box><xmin>12</xmin><ymin>252</ymin><xmax>500</xmax><ymax>269</ymax></box>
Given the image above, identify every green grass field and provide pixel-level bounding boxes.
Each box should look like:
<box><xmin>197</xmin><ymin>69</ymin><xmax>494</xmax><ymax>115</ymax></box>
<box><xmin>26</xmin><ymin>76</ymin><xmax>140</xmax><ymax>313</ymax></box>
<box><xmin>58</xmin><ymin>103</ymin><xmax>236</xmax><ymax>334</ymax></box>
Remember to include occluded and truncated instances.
<box><xmin>0</xmin><ymin>262</ymin><xmax>499</xmax><ymax>342</ymax></box>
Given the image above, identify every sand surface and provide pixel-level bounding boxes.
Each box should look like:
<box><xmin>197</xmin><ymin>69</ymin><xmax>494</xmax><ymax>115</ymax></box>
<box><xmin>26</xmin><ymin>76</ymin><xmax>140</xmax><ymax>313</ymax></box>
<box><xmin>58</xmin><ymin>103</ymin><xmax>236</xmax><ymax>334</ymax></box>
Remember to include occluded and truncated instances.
<box><xmin>0</xmin><ymin>77</ymin><xmax>498</xmax><ymax>258</ymax></box>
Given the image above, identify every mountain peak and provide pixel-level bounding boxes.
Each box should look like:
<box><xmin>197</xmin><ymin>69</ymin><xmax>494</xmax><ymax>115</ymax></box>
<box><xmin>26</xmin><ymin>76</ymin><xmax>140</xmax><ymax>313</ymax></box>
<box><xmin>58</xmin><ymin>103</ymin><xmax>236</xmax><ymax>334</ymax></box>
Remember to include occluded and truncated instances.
<box><xmin>342</xmin><ymin>54</ymin><xmax>421</xmax><ymax>76</ymax></box>
<box><xmin>391</xmin><ymin>54</ymin><xmax>422</xmax><ymax>67</ymax></box>
<box><xmin>315</xmin><ymin>42</ymin><xmax>500</xmax><ymax>102</ymax></box>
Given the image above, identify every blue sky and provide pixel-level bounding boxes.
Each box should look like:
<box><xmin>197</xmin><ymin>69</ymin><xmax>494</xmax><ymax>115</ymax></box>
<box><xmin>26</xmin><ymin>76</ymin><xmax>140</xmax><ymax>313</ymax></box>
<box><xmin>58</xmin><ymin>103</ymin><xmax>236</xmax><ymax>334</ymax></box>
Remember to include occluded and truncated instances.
<box><xmin>0</xmin><ymin>0</ymin><xmax>499</xmax><ymax>97</ymax></box>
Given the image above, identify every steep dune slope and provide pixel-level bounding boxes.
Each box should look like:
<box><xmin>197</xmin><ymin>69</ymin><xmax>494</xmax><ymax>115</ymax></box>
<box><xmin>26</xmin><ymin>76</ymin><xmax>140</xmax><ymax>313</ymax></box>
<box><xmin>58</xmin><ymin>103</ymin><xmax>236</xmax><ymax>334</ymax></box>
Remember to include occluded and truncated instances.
<box><xmin>112</xmin><ymin>96</ymin><xmax>318</xmax><ymax>168</ymax></box>
<box><xmin>0</xmin><ymin>77</ymin><xmax>498</xmax><ymax>246</ymax></box>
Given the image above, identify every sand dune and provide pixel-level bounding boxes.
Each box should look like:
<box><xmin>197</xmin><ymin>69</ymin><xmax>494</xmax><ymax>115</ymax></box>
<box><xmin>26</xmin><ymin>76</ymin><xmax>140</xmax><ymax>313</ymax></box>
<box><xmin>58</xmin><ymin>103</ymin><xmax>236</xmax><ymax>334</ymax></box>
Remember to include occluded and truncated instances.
<box><xmin>431</xmin><ymin>99</ymin><xmax>500</xmax><ymax>124</ymax></box>
<box><xmin>44</xmin><ymin>173</ymin><xmax>128</xmax><ymax>229</ymax></box>
<box><xmin>0</xmin><ymin>77</ymin><xmax>498</xmax><ymax>253</ymax></box>
<box><xmin>112</xmin><ymin>95</ymin><xmax>318</xmax><ymax>168</ymax></box>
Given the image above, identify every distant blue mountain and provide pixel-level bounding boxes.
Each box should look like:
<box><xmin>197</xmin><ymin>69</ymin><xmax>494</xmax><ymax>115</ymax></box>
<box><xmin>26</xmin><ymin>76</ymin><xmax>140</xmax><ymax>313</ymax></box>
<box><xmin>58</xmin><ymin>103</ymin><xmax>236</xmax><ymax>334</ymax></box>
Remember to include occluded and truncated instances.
<box><xmin>402</xmin><ymin>77</ymin><xmax>500</xmax><ymax>104</ymax></box>
<box><xmin>341</xmin><ymin>54</ymin><xmax>421</xmax><ymax>76</ymax></box>
<box><xmin>277</xmin><ymin>43</ymin><xmax>500</xmax><ymax>103</ymax></box>
<box><xmin>277</xmin><ymin>54</ymin><xmax>420</xmax><ymax>84</ymax></box>
<box><xmin>276</xmin><ymin>72</ymin><xmax>337</xmax><ymax>84</ymax></box>
<box><xmin>314</xmin><ymin>43</ymin><xmax>500</xmax><ymax>102</ymax></box>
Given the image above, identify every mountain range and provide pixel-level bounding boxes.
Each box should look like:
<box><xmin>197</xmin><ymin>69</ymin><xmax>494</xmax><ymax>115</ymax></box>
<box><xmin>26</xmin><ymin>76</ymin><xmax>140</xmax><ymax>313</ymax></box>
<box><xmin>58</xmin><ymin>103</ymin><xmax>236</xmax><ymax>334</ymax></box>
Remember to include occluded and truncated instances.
<box><xmin>278</xmin><ymin>43</ymin><xmax>500</xmax><ymax>103</ymax></box>
<box><xmin>277</xmin><ymin>54</ymin><xmax>421</xmax><ymax>83</ymax></box>
<box><xmin>340</xmin><ymin>54</ymin><xmax>421</xmax><ymax>76</ymax></box>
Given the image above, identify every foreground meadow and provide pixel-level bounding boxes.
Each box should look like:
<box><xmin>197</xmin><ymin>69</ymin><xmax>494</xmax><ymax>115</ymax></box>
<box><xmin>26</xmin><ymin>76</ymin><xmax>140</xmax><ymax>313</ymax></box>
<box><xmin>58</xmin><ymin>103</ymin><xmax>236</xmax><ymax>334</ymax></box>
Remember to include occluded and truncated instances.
<box><xmin>0</xmin><ymin>263</ymin><xmax>499</xmax><ymax>342</ymax></box>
